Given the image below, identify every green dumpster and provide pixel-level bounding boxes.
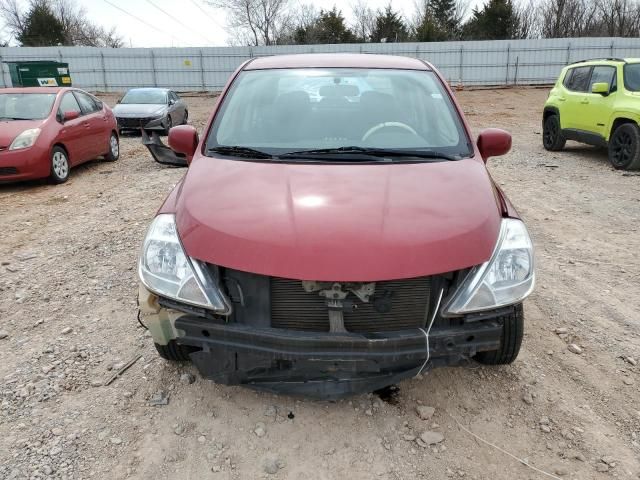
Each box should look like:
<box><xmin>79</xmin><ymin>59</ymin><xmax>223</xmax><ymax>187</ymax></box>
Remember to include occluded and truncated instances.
<box><xmin>4</xmin><ymin>61</ymin><xmax>72</xmax><ymax>87</ymax></box>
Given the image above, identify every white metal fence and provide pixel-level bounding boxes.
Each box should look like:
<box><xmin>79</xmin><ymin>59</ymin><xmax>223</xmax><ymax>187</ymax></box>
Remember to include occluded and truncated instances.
<box><xmin>1</xmin><ymin>37</ymin><xmax>639</xmax><ymax>92</ymax></box>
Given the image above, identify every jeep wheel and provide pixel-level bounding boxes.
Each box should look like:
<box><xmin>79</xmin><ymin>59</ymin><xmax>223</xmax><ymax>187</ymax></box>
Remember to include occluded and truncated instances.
<box><xmin>154</xmin><ymin>340</ymin><xmax>194</xmax><ymax>361</ymax></box>
<box><xmin>474</xmin><ymin>304</ymin><xmax>524</xmax><ymax>365</ymax></box>
<box><xmin>542</xmin><ymin>115</ymin><xmax>566</xmax><ymax>151</ymax></box>
<box><xmin>608</xmin><ymin>123</ymin><xmax>640</xmax><ymax>170</ymax></box>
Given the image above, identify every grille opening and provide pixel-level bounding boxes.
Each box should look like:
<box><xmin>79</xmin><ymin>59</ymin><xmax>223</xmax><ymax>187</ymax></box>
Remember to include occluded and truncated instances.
<box><xmin>270</xmin><ymin>276</ymin><xmax>432</xmax><ymax>333</ymax></box>
<box><xmin>202</xmin><ymin>330</ymin><xmax>210</xmax><ymax>337</ymax></box>
<box><xmin>0</xmin><ymin>166</ymin><xmax>19</xmax><ymax>176</ymax></box>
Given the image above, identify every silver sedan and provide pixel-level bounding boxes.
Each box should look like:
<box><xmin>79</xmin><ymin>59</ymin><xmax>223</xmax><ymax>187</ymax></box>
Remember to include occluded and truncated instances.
<box><xmin>113</xmin><ymin>88</ymin><xmax>188</xmax><ymax>134</ymax></box>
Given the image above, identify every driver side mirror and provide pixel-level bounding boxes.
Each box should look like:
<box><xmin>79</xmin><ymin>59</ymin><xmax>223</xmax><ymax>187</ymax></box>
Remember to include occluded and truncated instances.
<box><xmin>168</xmin><ymin>125</ymin><xmax>198</xmax><ymax>164</ymax></box>
<box><xmin>477</xmin><ymin>128</ymin><xmax>511</xmax><ymax>163</ymax></box>
<box><xmin>169</xmin><ymin>98</ymin><xmax>176</xmax><ymax>106</ymax></box>
<box><xmin>592</xmin><ymin>82</ymin><xmax>610</xmax><ymax>96</ymax></box>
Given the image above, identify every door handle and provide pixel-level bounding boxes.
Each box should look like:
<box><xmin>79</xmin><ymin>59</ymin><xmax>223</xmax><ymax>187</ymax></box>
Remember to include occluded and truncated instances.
<box><xmin>82</xmin><ymin>122</ymin><xmax>90</xmax><ymax>127</ymax></box>
<box><xmin>558</xmin><ymin>98</ymin><xmax>566</xmax><ymax>102</ymax></box>
<box><xmin>580</xmin><ymin>100</ymin><xmax>589</xmax><ymax>104</ymax></box>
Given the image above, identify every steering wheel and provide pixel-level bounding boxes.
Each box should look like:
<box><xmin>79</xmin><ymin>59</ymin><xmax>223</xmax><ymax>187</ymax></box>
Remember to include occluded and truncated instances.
<box><xmin>362</xmin><ymin>122</ymin><xmax>418</xmax><ymax>142</ymax></box>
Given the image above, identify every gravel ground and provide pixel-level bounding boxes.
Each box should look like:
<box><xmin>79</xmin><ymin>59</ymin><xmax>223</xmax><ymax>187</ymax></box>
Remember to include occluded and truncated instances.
<box><xmin>1</xmin><ymin>88</ymin><xmax>639</xmax><ymax>480</ymax></box>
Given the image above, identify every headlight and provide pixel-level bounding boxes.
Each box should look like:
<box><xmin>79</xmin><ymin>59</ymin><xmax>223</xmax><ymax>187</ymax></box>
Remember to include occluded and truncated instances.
<box><xmin>9</xmin><ymin>128</ymin><xmax>41</xmax><ymax>150</ymax></box>
<box><xmin>443</xmin><ymin>218</ymin><xmax>534</xmax><ymax>315</ymax></box>
<box><xmin>138</xmin><ymin>214</ymin><xmax>231</xmax><ymax>313</ymax></box>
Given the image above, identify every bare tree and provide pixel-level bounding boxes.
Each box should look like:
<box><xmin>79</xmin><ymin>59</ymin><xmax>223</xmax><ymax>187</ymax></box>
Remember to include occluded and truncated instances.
<box><xmin>351</xmin><ymin>0</ymin><xmax>376</xmax><ymax>42</ymax></box>
<box><xmin>514</xmin><ymin>0</ymin><xmax>541</xmax><ymax>38</ymax></box>
<box><xmin>207</xmin><ymin>0</ymin><xmax>291</xmax><ymax>46</ymax></box>
<box><xmin>597</xmin><ymin>0</ymin><xmax>640</xmax><ymax>36</ymax></box>
<box><xmin>52</xmin><ymin>0</ymin><xmax>123</xmax><ymax>47</ymax></box>
<box><xmin>539</xmin><ymin>0</ymin><xmax>600</xmax><ymax>38</ymax></box>
<box><xmin>0</xmin><ymin>0</ymin><xmax>25</xmax><ymax>40</ymax></box>
<box><xmin>0</xmin><ymin>0</ymin><xmax>122</xmax><ymax>47</ymax></box>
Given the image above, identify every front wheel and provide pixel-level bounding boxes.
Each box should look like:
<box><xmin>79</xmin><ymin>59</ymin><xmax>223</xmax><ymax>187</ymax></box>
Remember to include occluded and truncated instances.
<box><xmin>474</xmin><ymin>304</ymin><xmax>524</xmax><ymax>365</ymax></box>
<box><xmin>608</xmin><ymin>123</ymin><xmax>640</xmax><ymax>170</ymax></box>
<box><xmin>182</xmin><ymin>110</ymin><xmax>189</xmax><ymax>125</ymax></box>
<box><xmin>542</xmin><ymin>114</ymin><xmax>566</xmax><ymax>151</ymax></box>
<box><xmin>49</xmin><ymin>146</ymin><xmax>70</xmax><ymax>184</ymax></box>
<box><xmin>104</xmin><ymin>132</ymin><xmax>119</xmax><ymax>162</ymax></box>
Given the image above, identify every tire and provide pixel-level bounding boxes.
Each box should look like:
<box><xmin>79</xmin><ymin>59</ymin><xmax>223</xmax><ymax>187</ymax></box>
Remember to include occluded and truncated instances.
<box><xmin>49</xmin><ymin>146</ymin><xmax>70</xmax><ymax>184</ymax></box>
<box><xmin>164</xmin><ymin>115</ymin><xmax>173</xmax><ymax>135</ymax></box>
<box><xmin>104</xmin><ymin>132</ymin><xmax>119</xmax><ymax>162</ymax></box>
<box><xmin>542</xmin><ymin>114</ymin><xmax>566</xmax><ymax>151</ymax></box>
<box><xmin>474</xmin><ymin>304</ymin><xmax>524</xmax><ymax>365</ymax></box>
<box><xmin>154</xmin><ymin>340</ymin><xmax>193</xmax><ymax>362</ymax></box>
<box><xmin>182</xmin><ymin>110</ymin><xmax>189</xmax><ymax>125</ymax></box>
<box><xmin>608</xmin><ymin>122</ymin><xmax>640</xmax><ymax>170</ymax></box>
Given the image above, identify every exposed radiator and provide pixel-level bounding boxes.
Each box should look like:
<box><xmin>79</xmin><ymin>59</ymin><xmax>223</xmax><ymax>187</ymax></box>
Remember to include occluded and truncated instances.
<box><xmin>270</xmin><ymin>277</ymin><xmax>431</xmax><ymax>333</ymax></box>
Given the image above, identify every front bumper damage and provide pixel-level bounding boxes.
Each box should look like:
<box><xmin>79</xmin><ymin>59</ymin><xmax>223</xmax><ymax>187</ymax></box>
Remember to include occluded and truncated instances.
<box><xmin>173</xmin><ymin>315</ymin><xmax>502</xmax><ymax>399</ymax></box>
<box><xmin>141</xmin><ymin>130</ymin><xmax>188</xmax><ymax>167</ymax></box>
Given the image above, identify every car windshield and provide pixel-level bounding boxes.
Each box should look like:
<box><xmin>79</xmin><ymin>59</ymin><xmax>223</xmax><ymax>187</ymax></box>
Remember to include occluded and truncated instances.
<box><xmin>207</xmin><ymin>68</ymin><xmax>472</xmax><ymax>160</ymax></box>
<box><xmin>121</xmin><ymin>89</ymin><xmax>167</xmax><ymax>104</ymax></box>
<box><xmin>0</xmin><ymin>93</ymin><xmax>57</xmax><ymax>120</ymax></box>
<box><xmin>624</xmin><ymin>63</ymin><xmax>640</xmax><ymax>91</ymax></box>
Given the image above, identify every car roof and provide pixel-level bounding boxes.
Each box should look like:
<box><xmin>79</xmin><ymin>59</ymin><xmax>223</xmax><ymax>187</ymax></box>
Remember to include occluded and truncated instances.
<box><xmin>0</xmin><ymin>87</ymin><xmax>71</xmax><ymax>94</ymax></box>
<box><xmin>568</xmin><ymin>58</ymin><xmax>640</xmax><ymax>67</ymax></box>
<box><xmin>126</xmin><ymin>87</ymin><xmax>170</xmax><ymax>92</ymax></box>
<box><xmin>244</xmin><ymin>53</ymin><xmax>431</xmax><ymax>71</ymax></box>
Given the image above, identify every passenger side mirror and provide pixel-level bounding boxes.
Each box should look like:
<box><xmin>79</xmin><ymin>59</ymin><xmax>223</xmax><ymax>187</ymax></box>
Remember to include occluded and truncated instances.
<box><xmin>63</xmin><ymin>110</ymin><xmax>79</xmax><ymax>122</ymax></box>
<box><xmin>168</xmin><ymin>125</ymin><xmax>198</xmax><ymax>164</ymax></box>
<box><xmin>477</xmin><ymin>128</ymin><xmax>511</xmax><ymax>163</ymax></box>
<box><xmin>592</xmin><ymin>82</ymin><xmax>610</xmax><ymax>96</ymax></box>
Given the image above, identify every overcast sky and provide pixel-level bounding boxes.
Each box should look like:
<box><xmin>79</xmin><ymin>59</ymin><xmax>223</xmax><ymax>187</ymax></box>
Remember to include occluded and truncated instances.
<box><xmin>0</xmin><ymin>0</ymin><xmax>487</xmax><ymax>48</ymax></box>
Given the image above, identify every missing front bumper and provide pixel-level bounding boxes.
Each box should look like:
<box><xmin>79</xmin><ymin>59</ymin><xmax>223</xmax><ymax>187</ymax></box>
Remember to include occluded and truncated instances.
<box><xmin>174</xmin><ymin>316</ymin><xmax>502</xmax><ymax>399</ymax></box>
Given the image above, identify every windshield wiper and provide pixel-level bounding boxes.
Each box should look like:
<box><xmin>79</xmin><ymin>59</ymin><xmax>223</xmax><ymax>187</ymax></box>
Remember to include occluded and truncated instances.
<box><xmin>0</xmin><ymin>116</ymin><xmax>33</xmax><ymax>121</ymax></box>
<box><xmin>279</xmin><ymin>146</ymin><xmax>459</xmax><ymax>161</ymax></box>
<box><xmin>207</xmin><ymin>146</ymin><xmax>274</xmax><ymax>159</ymax></box>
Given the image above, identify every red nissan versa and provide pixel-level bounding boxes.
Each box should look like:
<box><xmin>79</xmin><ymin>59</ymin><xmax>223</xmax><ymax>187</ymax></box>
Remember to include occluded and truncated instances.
<box><xmin>139</xmin><ymin>54</ymin><xmax>535</xmax><ymax>399</ymax></box>
<box><xmin>0</xmin><ymin>87</ymin><xmax>119</xmax><ymax>184</ymax></box>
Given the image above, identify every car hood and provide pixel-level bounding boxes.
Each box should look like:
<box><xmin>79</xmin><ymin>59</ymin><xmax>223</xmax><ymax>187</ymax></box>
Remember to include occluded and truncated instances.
<box><xmin>0</xmin><ymin>119</ymin><xmax>43</xmax><ymax>148</ymax></box>
<box><xmin>113</xmin><ymin>104</ymin><xmax>166</xmax><ymax>116</ymax></box>
<box><xmin>176</xmin><ymin>157</ymin><xmax>502</xmax><ymax>281</ymax></box>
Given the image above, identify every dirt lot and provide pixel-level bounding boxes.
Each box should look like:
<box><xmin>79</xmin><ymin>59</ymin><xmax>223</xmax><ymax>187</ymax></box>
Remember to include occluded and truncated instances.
<box><xmin>1</xmin><ymin>88</ymin><xmax>639</xmax><ymax>480</ymax></box>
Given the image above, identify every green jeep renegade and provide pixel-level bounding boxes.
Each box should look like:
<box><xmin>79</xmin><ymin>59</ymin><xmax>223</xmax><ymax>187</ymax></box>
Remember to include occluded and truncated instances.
<box><xmin>543</xmin><ymin>58</ymin><xmax>640</xmax><ymax>170</ymax></box>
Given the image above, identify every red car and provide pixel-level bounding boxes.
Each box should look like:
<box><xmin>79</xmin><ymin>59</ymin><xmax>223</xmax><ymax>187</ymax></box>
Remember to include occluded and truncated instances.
<box><xmin>0</xmin><ymin>87</ymin><xmax>119</xmax><ymax>183</ymax></box>
<box><xmin>139</xmin><ymin>54</ymin><xmax>535</xmax><ymax>399</ymax></box>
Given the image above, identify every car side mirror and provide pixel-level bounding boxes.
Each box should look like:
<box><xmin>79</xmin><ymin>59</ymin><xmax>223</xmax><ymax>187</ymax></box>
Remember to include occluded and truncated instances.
<box><xmin>592</xmin><ymin>82</ymin><xmax>609</xmax><ymax>96</ymax></box>
<box><xmin>63</xmin><ymin>110</ymin><xmax>80</xmax><ymax>122</ymax></box>
<box><xmin>168</xmin><ymin>125</ymin><xmax>198</xmax><ymax>164</ymax></box>
<box><xmin>477</xmin><ymin>128</ymin><xmax>512</xmax><ymax>163</ymax></box>
<box><xmin>169</xmin><ymin>98</ymin><xmax>176</xmax><ymax>106</ymax></box>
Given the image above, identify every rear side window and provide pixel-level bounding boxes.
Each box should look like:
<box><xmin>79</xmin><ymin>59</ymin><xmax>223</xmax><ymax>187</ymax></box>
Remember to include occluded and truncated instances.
<box><xmin>73</xmin><ymin>91</ymin><xmax>100</xmax><ymax>114</ymax></box>
<box><xmin>58</xmin><ymin>92</ymin><xmax>81</xmax><ymax>117</ymax></box>
<box><xmin>564</xmin><ymin>66</ymin><xmax>592</xmax><ymax>92</ymax></box>
<box><xmin>590</xmin><ymin>66</ymin><xmax>617</xmax><ymax>92</ymax></box>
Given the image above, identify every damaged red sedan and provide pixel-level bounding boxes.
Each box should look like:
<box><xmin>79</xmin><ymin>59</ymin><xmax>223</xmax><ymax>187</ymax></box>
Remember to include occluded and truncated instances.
<box><xmin>138</xmin><ymin>54</ymin><xmax>535</xmax><ymax>399</ymax></box>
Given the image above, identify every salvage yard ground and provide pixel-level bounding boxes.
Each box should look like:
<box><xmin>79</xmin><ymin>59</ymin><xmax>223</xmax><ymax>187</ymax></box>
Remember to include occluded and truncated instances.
<box><xmin>1</xmin><ymin>88</ymin><xmax>639</xmax><ymax>480</ymax></box>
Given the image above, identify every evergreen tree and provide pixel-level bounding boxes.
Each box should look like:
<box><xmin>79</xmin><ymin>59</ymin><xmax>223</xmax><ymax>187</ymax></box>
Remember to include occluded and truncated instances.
<box><xmin>294</xmin><ymin>7</ymin><xmax>356</xmax><ymax>44</ymax></box>
<box><xmin>462</xmin><ymin>0</ymin><xmax>520</xmax><ymax>40</ymax></box>
<box><xmin>17</xmin><ymin>1</ymin><xmax>65</xmax><ymax>46</ymax></box>
<box><xmin>430</xmin><ymin>0</ymin><xmax>458</xmax><ymax>36</ymax></box>
<box><xmin>371</xmin><ymin>5</ymin><xmax>409</xmax><ymax>43</ymax></box>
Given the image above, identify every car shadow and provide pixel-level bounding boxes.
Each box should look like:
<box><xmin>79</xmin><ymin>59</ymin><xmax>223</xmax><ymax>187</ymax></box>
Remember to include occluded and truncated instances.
<box><xmin>0</xmin><ymin>158</ymin><xmax>111</xmax><ymax>192</ymax></box>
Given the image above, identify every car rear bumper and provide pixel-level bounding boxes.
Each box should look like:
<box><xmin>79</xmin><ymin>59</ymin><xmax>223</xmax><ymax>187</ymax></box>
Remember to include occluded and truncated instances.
<box><xmin>174</xmin><ymin>315</ymin><xmax>503</xmax><ymax>399</ymax></box>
